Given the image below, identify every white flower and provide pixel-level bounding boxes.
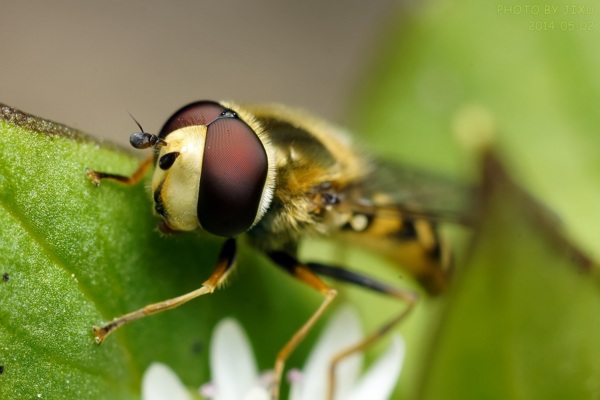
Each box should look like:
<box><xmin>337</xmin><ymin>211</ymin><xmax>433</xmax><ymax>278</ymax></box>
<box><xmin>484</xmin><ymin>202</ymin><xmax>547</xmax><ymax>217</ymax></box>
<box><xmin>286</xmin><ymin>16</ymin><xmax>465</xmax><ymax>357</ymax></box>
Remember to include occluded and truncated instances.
<box><xmin>142</xmin><ymin>362</ymin><xmax>192</xmax><ymax>400</ymax></box>
<box><xmin>288</xmin><ymin>306</ymin><xmax>405</xmax><ymax>400</ymax></box>
<box><xmin>202</xmin><ymin>318</ymin><xmax>271</xmax><ymax>400</ymax></box>
<box><xmin>141</xmin><ymin>306</ymin><xmax>404</xmax><ymax>400</ymax></box>
<box><xmin>142</xmin><ymin>318</ymin><xmax>271</xmax><ymax>400</ymax></box>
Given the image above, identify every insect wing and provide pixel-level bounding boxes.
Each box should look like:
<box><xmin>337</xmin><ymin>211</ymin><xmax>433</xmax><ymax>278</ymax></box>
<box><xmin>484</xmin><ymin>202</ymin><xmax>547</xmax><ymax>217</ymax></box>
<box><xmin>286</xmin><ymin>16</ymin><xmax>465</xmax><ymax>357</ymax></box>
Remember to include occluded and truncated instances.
<box><xmin>339</xmin><ymin>160</ymin><xmax>476</xmax><ymax>227</ymax></box>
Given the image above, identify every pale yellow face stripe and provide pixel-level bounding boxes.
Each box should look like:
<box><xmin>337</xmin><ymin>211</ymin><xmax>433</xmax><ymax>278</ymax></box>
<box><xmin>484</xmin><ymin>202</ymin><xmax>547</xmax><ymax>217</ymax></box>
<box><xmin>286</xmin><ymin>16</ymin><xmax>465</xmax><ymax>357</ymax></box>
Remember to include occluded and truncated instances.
<box><xmin>152</xmin><ymin>125</ymin><xmax>207</xmax><ymax>232</ymax></box>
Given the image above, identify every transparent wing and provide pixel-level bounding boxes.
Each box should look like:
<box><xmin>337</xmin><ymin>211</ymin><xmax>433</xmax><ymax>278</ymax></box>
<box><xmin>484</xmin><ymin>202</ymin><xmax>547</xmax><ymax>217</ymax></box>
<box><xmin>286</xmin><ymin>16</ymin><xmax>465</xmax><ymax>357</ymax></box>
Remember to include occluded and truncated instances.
<box><xmin>338</xmin><ymin>160</ymin><xmax>476</xmax><ymax>226</ymax></box>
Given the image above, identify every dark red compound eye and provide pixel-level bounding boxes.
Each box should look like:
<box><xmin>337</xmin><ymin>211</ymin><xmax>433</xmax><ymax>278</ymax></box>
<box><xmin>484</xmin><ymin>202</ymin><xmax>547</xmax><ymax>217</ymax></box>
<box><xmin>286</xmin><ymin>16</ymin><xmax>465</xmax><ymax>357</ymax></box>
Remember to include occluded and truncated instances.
<box><xmin>198</xmin><ymin>117</ymin><xmax>268</xmax><ymax>237</ymax></box>
<box><xmin>159</xmin><ymin>101</ymin><xmax>225</xmax><ymax>139</ymax></box>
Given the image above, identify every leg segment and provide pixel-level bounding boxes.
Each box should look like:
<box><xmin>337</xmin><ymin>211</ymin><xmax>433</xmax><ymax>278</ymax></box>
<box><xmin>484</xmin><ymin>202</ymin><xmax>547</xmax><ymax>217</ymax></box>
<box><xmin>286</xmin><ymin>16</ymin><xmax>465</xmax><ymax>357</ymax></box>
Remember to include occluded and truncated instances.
<box><xmin>268</xmin><ymin>252</ymin><xmax>338</xmax><ymax>400</ymax></box>
<box><xmin>86</xmin><ymin>154</ymin><xmax>154</xmax><ymax>186</ymax></box>
<box><xmin>93</xmin><ymin>238</ymin><xmax>237</xmax><ymax>344</ymax></box>
<box><xmin>306</xmin><ymin>262</ymin><xmax>419</xmax><ymax>400</ymax></box>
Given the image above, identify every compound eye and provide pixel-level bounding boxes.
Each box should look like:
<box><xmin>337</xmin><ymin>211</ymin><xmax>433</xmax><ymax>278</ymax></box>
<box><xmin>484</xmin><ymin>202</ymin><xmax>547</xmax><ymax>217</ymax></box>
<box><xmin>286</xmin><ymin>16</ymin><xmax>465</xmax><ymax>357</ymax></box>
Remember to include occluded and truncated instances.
<box><xmin>159</xmin><ymin>101</ymin><xmax>225</xmax><ymax>138</ymax></box>
<box><xmin>198</xmin><ymin>117</ymin><xmax>268</xmax><ymax>237</ymax></box>
<box><xmin>159</xmin><ymin>152</ymin><xmax>180</xmax><ymax>170</ymax></box>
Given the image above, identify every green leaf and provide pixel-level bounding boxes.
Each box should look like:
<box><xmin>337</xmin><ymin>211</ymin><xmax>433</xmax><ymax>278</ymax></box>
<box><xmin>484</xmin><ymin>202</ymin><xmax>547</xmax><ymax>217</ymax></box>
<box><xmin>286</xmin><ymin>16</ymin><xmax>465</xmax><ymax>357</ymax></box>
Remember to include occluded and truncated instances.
<box><xmin>0</xmin><ymin>104</ymin><xmax>318</xmax><ymax>399</ymax></box>
<box><xmin>417</xmin><ymin>154</ymin><xmax>600</xmax><ymax>399</ymax></box>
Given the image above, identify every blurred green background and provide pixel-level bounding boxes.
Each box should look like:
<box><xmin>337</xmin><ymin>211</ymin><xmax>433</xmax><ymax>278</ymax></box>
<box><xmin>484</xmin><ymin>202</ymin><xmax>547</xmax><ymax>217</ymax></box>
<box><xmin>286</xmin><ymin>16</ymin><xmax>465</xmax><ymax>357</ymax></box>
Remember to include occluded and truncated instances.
<box><xmin>1</xmin><ymin>0</ymin><xmax>600</xmax><ymax>399</ymax></box>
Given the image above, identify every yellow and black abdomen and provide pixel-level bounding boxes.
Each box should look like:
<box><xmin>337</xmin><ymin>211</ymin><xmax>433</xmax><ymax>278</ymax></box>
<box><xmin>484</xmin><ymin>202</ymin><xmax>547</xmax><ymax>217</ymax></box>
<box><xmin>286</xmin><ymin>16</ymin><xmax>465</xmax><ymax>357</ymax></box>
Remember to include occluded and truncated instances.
<box><xmin>334</xmin><ymin>205</ymin><xmax>452</xmax><ymax>295</ymax></box>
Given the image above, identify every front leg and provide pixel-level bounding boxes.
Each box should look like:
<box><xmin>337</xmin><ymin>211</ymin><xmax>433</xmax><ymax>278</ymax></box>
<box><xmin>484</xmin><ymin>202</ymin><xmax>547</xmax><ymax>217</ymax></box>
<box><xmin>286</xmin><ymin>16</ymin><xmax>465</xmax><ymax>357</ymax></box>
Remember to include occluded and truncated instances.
<box><xmin>93</xmin><ymin>238</ymin><xmax>237</xmax><ymax>344</ymax></box>
<box><xmin>86</xmin><ymin>154</ymin><xmax>154</xmax><ymax>186</ymax></box>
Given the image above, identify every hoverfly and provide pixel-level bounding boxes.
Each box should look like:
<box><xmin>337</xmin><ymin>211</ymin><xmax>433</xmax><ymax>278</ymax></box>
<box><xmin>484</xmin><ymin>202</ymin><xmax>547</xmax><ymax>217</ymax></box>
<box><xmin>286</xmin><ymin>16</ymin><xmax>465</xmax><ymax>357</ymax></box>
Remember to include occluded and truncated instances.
<box><xmin>87</xmin><ymin>100</ymin><xmax>471</xmax><ymax>399</ymax></box>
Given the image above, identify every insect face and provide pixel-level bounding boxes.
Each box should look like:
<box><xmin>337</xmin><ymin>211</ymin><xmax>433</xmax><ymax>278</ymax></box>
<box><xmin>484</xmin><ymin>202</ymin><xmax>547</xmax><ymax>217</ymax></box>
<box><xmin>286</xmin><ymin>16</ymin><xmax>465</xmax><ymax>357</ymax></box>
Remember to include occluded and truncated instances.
<box><xmin>152</xmin><ymin>126</ymin><xmax>205</xmax><ymax>232</ymax></box>
<box><xmin>150</xmin><ymin>101</ymin><xmax>276</xmax><ymax>237</ymax></box>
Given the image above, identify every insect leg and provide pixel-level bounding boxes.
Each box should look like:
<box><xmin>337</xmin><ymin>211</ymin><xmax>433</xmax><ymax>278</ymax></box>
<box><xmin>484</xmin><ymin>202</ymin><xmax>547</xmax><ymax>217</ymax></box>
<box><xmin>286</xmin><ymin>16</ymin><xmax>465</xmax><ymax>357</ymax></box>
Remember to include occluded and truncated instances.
<box><xmin>268</xmin><ymin>251</ymin><xmax>338</xmax><ymax>400</ymax></box>
<box><xmin>305</xmin><ymin>262</ymin><xmax>418</xmax><ymax>400</ymax></box>
<box><xmin>93</xmin><ymin>238</ymin><xmax>237</xmax><ymax>344</ymax></box>
<box><xmin>86</xmin><ymin>154</ymin><xmax>154</xmax><ymax>186</ymax></box>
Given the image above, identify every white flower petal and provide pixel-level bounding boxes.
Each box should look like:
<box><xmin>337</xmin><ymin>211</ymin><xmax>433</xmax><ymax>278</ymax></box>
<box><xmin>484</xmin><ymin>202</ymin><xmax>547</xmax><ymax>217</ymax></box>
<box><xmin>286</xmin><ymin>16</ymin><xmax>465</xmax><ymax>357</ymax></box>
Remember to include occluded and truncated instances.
<box><xmin>242</xmin><ymin>386</ymin><xmax>270</xmax><ymax>400</ymax></box>
<box><xmin>211</xmin><ymin>318</ymin><xmax>260</xmax><ymax>400</ymax></box>
<box><xmin>142</xmin><ymin>362</ymin><xmax>191</xmax><ymax>400</ymax></box>
<box><xmin>287</xmin><ymin>369</ymin><xmax>303</xmax><ymax>400</ymax></box>
<box><xmin>289</xmin><ymin>381</ymin><xmax>301</xmax><ymax>400</ymax></box>
<box><xmin>297</xmin><ymin>306</ymin><xmax>364</xmax><ymax>400</ymax></box>
<box><xmin>346</xmin><ymin>335</ymin><xmax>405</xmax><ymax>400</ymax></box>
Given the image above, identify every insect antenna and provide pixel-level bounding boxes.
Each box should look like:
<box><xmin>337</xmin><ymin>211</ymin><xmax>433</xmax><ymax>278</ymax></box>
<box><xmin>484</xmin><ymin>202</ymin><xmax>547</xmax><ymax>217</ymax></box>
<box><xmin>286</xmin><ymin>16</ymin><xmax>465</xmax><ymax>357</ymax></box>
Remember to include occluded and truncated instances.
<box><xmin>127</xmin><ymin>112</ymin><xmax>167</xmax><ymax>149</ymax></box>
